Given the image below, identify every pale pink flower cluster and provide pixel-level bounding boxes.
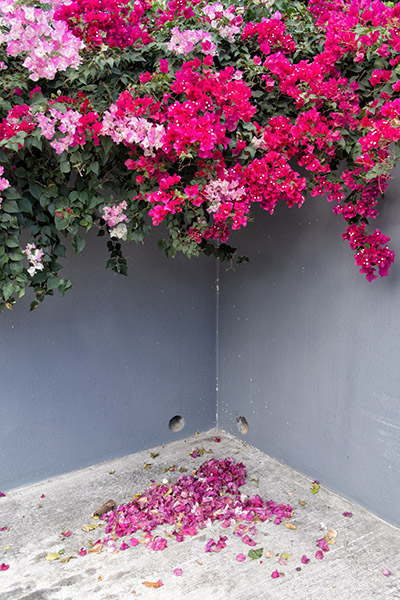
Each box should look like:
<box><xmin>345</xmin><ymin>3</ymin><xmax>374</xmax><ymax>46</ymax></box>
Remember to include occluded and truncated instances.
<box><xmin>204</xmin><ymin>176</ymin><xmax>245</xmax><ymax>214</ymax></box>
<box><xmin>36</xmin><ymin>108</ymin><xmax>81</xmax><ymax>154</ymax></box>
<box><xmin>201</xmin><ymin>3</ymin><xmax>242</xmax><ymax>43</ymax></box>
<box><xmin>166</xmin><ymin>27</ymin><xmax>217</xmax><ymax>56</ymax></box>
<box><xmin>0</xmin><ymin>166</ymin><xmax>10</xmax><ymax>208</ymax></box>
<box><xmin>102</xmin><ymin>200</ymin><xmax>128</xmax><ymax>228</ymax></box>
<box><xmin>23</xmin><ymin>242</ymin><xmax>44</xmax><ymax>276</ymax></box>
<box><xmin>102</xmin><ymin>106</ymin><xmax>165</xmax><ymax>156</ymax></box>
<box><xmin>0</xmin><ymin>0</ymin><xmax>83</xmax><ymax>81</ymax></box>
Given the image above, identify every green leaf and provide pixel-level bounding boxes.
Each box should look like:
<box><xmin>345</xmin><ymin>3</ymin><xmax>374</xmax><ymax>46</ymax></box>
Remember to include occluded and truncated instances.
<box><xmin>3</xmin><ymin>187</ymin><xmax>20</xmax><ymax>201</ymax></box>
<box><xmin>72</xmin><ymin>236</ymin><xmax>86</xmax><ymax>254</ymax></box>
<box><xmin>248</xmin><ymin>548</ymin><xmax>264</xmax><ymax>560</ymax></box>
<box><xmin>46</xmin><ymin>276</ymin><xmax>60</xmax><ymax>290</ymax></box>
<box><xmin>8</xmin><ymin>250</ymin><xmax>25</xmax><ymax>261</ymax></box>
<box><xmin>2</xmin><ymin>200</ymin><xmax>20</xmax><ymax>213</ymax></box>
<box><xmin>2</xmin><ymin>281</ymin><xmax>14</xmax><ymax>301</ymax></box>
<box><xmin>89</xmin><ymin>161</ymin><xmax>99</xmax><ymax>175</ymax></box>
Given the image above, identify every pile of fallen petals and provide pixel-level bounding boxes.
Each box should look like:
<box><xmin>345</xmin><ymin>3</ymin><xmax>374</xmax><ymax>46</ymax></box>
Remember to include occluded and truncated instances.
<box><xmin>96</xmin><ymin>457</ymin><xmax>293</xmax><ymax>554</ymax></box>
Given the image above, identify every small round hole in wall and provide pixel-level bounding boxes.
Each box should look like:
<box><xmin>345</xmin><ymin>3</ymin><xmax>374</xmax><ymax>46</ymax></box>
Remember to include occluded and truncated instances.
<box><xmin>237</xmin><ymin>416</ymin><xmax>249</xmax><ymax>435</ymax></box>
<box><xmin>169</xmin><ymin>415</ymin><xmax>185</xmax><ymax>432</ymax></box>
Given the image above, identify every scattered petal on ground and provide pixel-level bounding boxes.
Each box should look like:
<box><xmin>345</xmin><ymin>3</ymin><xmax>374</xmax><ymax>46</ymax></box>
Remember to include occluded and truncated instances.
<box><xmin>0</xmin><ymin>493</ymin><xmax>5</xmax><ymax>498</ymax></box>
<box><xmin>301</xmin><ymin>555</ymin><xmax>310</xmax><ymax>564</ymax></box>
<box><xmin>61</xmin><ymin>530</ymin><xmax>71</xmax><ymax>537</ymax></box>
<box><xmin>236</xmin><ymin>553</ymin><xmax>246</xmax><ymax>562</ymax></box>
<box><xmin>343</xmin><ymin>512</ymin><xmax>353</xmax><ymax>517</ymax></box>
<box><xmin>130</xmin><ymin>538</ymin><xmax>139</xmax><ymax>547</ymax></box>
<box><xmin>142</xmin><ymin>580</ymin><xmax>164</xmax><ymax>588</ymax></box>
<box><xmin>214</xmin><ymin>437</ymin><xmax>221</xmax><ymax>443</ymax></box>
<box><xmin>271</xmin><ymin>570</ymin><xmax>280</xmax><ymax>579</ymax></box>
<box><xmin>173</xmin><ymin>568</ymin><xmax>183</xmax><ymax>576</ymax></box>
<box><xmin>0</xmin><ymin>563</ymin><xmax>9</xmax><ymax>571</ymax></box>
<box><xmin>265</xmin><ymin>550</ymin><xmax>274</xmax><ymax>559</ymax></box>
<box><xmin>382</xmin><ymin>568</ymin><xmax>392</xmax><ymax>576</ymax></box>
<box><xmin>315</xmin><ymin>551</ymin><xmax>324</xmax><ymax>560</ymax></box>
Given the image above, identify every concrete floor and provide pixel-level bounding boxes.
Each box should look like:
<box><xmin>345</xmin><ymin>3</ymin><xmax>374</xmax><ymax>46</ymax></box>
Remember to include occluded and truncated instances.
<box><xmin>0</xmin><ymin>429</ymin><xmax>399</xmax><ymax>600</ymax></box>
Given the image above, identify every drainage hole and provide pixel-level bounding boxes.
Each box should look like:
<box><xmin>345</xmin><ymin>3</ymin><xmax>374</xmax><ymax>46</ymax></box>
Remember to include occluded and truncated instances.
<box><xmin>169</xmin><ymin>415</ymin><xmax>185</xmax><ymax>432</ymax></box>
<box><xmin>237</xmin><ymin>416</ymin><xmax>249</xmax><ymax>435</ymax></box>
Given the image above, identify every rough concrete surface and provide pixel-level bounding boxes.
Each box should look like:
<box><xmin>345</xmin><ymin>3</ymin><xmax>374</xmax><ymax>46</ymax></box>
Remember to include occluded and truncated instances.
<box><xmin>0</xmin><ymin>430</ymin><xmax>399</xmax><ymax>600</ymax></box>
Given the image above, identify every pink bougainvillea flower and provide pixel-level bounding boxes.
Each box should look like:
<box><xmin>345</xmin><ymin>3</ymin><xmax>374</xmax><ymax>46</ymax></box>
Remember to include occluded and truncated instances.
<box><xmin>120</xmin><ymin>541</ymin><xmax>129</xmax><ymax>551</ymax></box>
<box><xmin>0</xmin><ymin>563</ymin><xmax>9</xmax><ymax>571</ymax></box>
<box><xmin>40</xmin><ymin>494</ymin><xmax>45</xmax><ymax>499</ymax></box>
<box><xmin>30</xmin><ymin>86</ymin><xmax>42</xmax><ymax>98</ymax></box>
<box><xmin>315</xmin><ymin>551</ymin><xmax>324</xmax><ymax>560</ymax></box>
<box><xmin>236</xmin><ymin>553</ymin><xmax>246</xmax><ymax>562</ymax></box>
<box><xmin>0</xmin><ymin>493</ymin><xmax>5</xmax><ymax>497</ymax></box>
<box><xmin>78</xmin><ymin>548</ymin><xmax>87</xmax><ymax>556</ymax></box>
<box><xmin>301</xmin><ymin>555</ymin><xmax>310</xmax><ymax>564</ymax></box>
<box><xmin>271</xmin><ymin>570</ymin><xmax>280</xmax><ymax>578</ymax></box>
<box><xmin>214</xmin><ymin>437</ymin><xmax>221</xmax><ymax>443</ymax></box>
<box><xmin>173</xmin><ymin>568</ymin><xmax>183</xmax><ymax>576</ymax></box>
<box><xmin>13</xmin><ymin>88</ymin><xmax>23</xmax><ymax>96</ymax></box>
<box><xmin>342</xmin><ymin>512</ymin><xmax>353</xmax><ymax>517</ymax></box>
<box><xmin>159</xmin><ymin>59</ymin><xmax>168</xmax><ymax>73</ymax></box>
<box><xmin>382</xmin><ymin>568</ymin><xmax>392</xmax><ymax>576</ymax></box>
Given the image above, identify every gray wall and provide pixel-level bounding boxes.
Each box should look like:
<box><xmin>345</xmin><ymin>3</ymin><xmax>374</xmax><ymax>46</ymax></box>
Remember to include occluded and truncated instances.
<box><xmin>218</xmin><ymin>170</ymin><xmax>400</xmax><ymax>526</ymax></box>
<box><xmin>1</xmin><ymin>230</ymin><xmax>217</xmax><ymax>490</ymax></box>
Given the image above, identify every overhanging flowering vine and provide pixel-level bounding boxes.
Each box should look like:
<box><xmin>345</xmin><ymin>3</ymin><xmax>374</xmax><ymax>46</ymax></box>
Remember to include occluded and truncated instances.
<box><xmin>0</xmin><ymin>0</ymin><xmax>400</xmax><ymax>310</ymax></box>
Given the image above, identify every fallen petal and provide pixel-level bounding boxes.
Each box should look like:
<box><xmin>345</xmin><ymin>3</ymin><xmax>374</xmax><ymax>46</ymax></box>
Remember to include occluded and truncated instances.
<box><xmin>301</xmin><ymin>555</ymin><xmax>310</xmax><ymax>564</ymax></box>
<box><xmin>173</xmin><ymin>568</ymin><xmax>183</xmax><ymax>576</ymax></box>
<box><xmin>271</xmin><ymin>570</ymin><xmax>280</xmax><ymax>579</ymax></box>
<box><xmin>61</xmin><ymin>530</ymin><xmax>71</xmax><ymax>537</ymax></box>
<box><xmin>342</xmin><ymin>512</ymin><xmax>353</xmax><ymax>517</ymax></box>
<box><xmin>382</xmin><ymin>568</ymin><xmax>392</xmax><ymax>577</ymax></box>
<box><xmin>0</xmin><ymin>563</ymin><xmax>9</xmax><ymax>571</ymax></box>
<box><xmin>236</xmin><ymin>553</ymin><xmax>246</xmax><ymax>562</ymax></box>
<box><xmin>315</xmin><ymin>551</ymin><xmax>324</xmax><ymax>560</ymax></box>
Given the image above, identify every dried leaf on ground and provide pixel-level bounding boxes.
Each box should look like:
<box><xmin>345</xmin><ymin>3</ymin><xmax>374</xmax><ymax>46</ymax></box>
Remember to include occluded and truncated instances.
<box><xmin>284</xmin><ymin>522</ymin><xmax>297</xmax><ymax>530</ymax></box>
<box><xmin>310</xmin><ymin>482</ymin><xmax>320</xmax><ymax>494</ymax></box>
<box><xmin>142</xmin><ymin>580</ymin><xmax>164</xmax><ymax>588</ymax></box>
<box><xmin>46</xmin><ymin>552</ymin><xmax>60</xmax><ymax>561</ymax></box>
<box><xmin>93</xmin><ymin>500</ymin><xmax>116</xmax><ymax>517</ymax></box>
<box><xmin>82</xmin><ymin>524</ymin><xmax>97</xmax><ymax>532</ymax></box>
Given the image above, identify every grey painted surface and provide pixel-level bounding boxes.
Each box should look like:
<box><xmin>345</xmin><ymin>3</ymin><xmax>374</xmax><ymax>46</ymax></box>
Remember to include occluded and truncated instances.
<box><xmin>218</xmin><ymin>169</ymin><xmax>400</xmax><ymax>526</ymax></box>
<box><xmin>1</xmin><ymin>230</ymin><xmax>217</xmax><ymax>490</ymax></box>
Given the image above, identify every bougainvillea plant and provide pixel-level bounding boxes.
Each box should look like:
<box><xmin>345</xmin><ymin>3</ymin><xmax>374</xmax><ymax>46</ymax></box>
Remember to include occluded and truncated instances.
<box><xmin>0</xmin><ymin>0</ymin><xmax>400</xmax><ymax>311</ymax></box>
